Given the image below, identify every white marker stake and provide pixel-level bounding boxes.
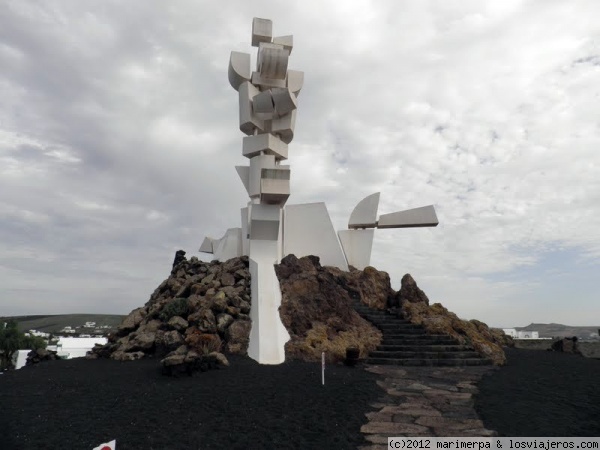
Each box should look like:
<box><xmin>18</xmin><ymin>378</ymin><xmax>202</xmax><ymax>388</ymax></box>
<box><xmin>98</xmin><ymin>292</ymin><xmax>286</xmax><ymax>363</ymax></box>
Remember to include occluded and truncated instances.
<box><xmin>321</xmin><ymin>351</ymin><xmax>325</xmax><ymax>385</ymax></box>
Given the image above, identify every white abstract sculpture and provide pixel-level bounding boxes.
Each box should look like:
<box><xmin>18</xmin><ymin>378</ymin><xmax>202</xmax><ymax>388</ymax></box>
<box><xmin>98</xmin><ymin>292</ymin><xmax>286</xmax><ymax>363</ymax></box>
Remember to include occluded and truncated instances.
<box><xmin>338</xmin><ymin>193</ymin><xmax>439</xmax><ymax>270</ymax></box>
<box><xmin>199</xmin><ymin>18</ymin><xmax>440</xmax><ymax>364</ymax></box>
<box><xmin>226</xmin><ymin>18</ymin><xmax>302</xmax><ymax>364</ymax></box>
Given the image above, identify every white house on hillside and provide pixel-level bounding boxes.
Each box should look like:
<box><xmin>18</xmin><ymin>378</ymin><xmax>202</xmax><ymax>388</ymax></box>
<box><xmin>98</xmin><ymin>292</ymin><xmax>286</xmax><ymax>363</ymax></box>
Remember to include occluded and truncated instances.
<box><xmin>503</xmin><ymin>328</ymin><xmax>541</xmax><ymax>339</ymax></box>
<box><xmin>26</xmin><ymin>329</ymin><xmax>50</xmax><ymax>338</ymax></box>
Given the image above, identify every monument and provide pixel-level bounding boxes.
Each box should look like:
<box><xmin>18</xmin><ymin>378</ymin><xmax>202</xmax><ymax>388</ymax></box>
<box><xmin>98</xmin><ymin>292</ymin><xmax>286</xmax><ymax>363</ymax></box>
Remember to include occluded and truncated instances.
<box><xmin>200</xmin><ymin>18</ymin><xmax>439</xmax><ymax>364</ymax></box>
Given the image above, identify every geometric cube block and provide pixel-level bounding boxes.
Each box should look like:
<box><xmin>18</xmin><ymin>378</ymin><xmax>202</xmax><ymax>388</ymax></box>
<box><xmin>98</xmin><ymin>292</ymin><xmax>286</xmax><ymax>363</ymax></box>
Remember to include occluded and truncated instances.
<box><xmin>252</xmin><ymin>90</ymin><xmax>275</xmax><ymax>117</ymax></box>
<box><xmin>272</xmin><ymin>88</ymin><xmax>297</xmax><ymax>116</ymax></box>
<box><xmin>271</xmin><ymin>109</ymin><xmax>296</xmax><ymax>144</ymax></box>
<box><xmin>260</xmin><ymin>166</ymin><xmax>291</xmax><ymax>205</ymax></box>
<box><xmin>260</xmin><ymin>178</ymin><xmax>290</xmax><ymax>205</ymax></box>
<box><xmin>243</xmin><ymin>134</ymin><xmax>288</xmax><ymax>160</ymax></box>
<box><xmin>239</xmin><ymin>81</ymin><xmax>264</xmax><ymax>135</ymax></box>
<box><xmin>249</xmin><ymin>154</ymin><xmax>276</xmax><ymax>198</ymax></box>
<box><xmin>250</xmin><ymin>204</ymin><xmax>281</xmax><ymax>241</ymax></box>
<box><xmin>273</xmin><ymin>35</ymin><xmax>293</xmax><ymax>54</ymax></box>
<box><xmin>252</xmin><ymin>18</ymin><xmax>273</xmax><ymax>47</ymax></box>
<box><xmin>261</xmin><ymin>166</ymin><xmax>290</xmax><ymax>180</ymax></box>
<box><xmin>258</xmin><ymin>42</ymin><xmax>289</xmax><ymax>80</ymax></box>
<box><xmin>252</xmin><ymin>71</ymin><xmax>287</xmax><ymax>89</ymax></box>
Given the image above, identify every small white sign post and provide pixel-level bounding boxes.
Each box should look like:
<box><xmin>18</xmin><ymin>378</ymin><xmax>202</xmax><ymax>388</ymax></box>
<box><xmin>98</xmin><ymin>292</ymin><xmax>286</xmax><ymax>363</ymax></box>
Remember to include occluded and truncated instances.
<box><xmin>321</xmin><ymin>351</ymin><xmax>325</xmax><ymax>385</ymax></box>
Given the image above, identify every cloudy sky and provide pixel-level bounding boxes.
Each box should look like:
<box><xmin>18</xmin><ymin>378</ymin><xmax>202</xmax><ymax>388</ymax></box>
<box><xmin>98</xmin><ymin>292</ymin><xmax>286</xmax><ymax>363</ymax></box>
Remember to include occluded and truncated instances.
<box><xmin>1</xmin><ymin>1</ymin><xmax>599</xmax><ymax>328</ymax></box>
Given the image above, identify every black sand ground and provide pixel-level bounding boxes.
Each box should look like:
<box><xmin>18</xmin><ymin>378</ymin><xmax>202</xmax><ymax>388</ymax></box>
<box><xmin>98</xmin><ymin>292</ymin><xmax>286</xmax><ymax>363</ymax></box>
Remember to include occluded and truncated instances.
<box><xmin>1</xmin><ymin>349</ymin><xmax>599</xmax><ymax>450</ymax></box>
<box><xmin>0</xmin><ymin>355</ymin><xmax>382</xmax><ymax>450</ymax></box>
<box><xmin>476</xmin><ymin>348</ymin><xmax>600</xmax><ymax>437</ymax></box>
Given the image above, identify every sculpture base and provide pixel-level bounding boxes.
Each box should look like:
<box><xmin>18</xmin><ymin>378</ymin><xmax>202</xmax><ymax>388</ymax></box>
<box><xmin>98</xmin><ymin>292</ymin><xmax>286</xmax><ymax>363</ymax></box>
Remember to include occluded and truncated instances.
<box><xmin>247</xmin><ymin>241</ymin><xmax>290</xmax><ymax>364</ymax></box>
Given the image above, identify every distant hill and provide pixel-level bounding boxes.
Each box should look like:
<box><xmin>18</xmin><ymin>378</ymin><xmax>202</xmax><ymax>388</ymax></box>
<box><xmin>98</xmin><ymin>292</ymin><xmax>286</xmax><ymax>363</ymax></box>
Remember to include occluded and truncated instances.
<box><xmin>0</xmin><ymin>314</ymin><xmax>125</xmax><ymax>334</ymax></box>
<box><xmin>515</xmin><ymin>323</ymin><xmax>600</xmax><ymax>339</ymax></box>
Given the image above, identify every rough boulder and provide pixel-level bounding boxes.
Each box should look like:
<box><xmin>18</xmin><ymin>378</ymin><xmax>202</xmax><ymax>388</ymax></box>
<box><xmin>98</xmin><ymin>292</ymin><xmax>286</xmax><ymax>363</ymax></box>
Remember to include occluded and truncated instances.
<box><xmin>275</xmin><ymin>254</ymin><xmax>382</xmax><ymax>363</ymax></box>
<box><xmin>551</xmin><ymin>337</ymin><xmax>581</xmax><ymax>355</ymax></box>
<box><xmin>26</xmin><ymin>348</ymin><xmax>59</xmax><ymax>366</ymax></box>
<box><xmin>392</xmin><ymin>273</ymin><xmax>430</xmax><ymax>307</ymax></box>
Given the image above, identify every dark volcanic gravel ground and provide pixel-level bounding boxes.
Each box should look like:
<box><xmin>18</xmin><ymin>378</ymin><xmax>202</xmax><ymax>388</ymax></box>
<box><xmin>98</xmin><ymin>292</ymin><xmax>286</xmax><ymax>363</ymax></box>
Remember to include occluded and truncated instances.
<box><xmin>2</xmin><ymin>348</ymin><xmax>600</xmax><ymax>450</ymax></box>
<box><xmin>0</xmin><ymin>356</ymin><xmax>382</xmax><ymax>450</ymax></box>
<box><xmin>476</xmin><ymin>348</ymin><xmax>600</xmax><ymax>437</ymax></box>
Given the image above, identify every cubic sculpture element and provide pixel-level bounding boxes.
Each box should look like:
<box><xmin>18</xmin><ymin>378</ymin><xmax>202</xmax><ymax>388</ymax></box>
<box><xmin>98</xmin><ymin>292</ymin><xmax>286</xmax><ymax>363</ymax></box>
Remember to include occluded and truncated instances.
<box><xmin>199</xmin><ymin>18</ymin><xmax>440</xmax><ymax>364</ymax></box>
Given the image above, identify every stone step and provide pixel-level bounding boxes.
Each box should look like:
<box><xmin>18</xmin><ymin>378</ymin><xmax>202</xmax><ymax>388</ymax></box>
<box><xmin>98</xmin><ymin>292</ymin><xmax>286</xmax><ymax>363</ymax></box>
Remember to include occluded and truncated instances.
<box><xmin>355</xmin><ymin>310</ymin><xmax>392</xmax><ymax>317</ymax></box>
<box><xmin>371</xmin><ymin>318</ymin><xmax>416</xmax><ymax>323</ymax></box>
<box><xmin>382</xmin><ymin>331</ymin><xmax>432</xmax><ymax>336</ymax></box>
<box><xmin>377</xmin><ymin>344</ymin><xmax>472</xmax><ymax>352</ymax></box>
<box><xmin>352</xmin><ymin>303</ymin><xmax>384</xmax><ymax>309</ymax></box>
<box><xmin>353</xmin><ymin>306</ymin><xmax>389</xmax><ymax>312</ymax></box>
<box><xmin>355</xmin><ymin>312</ymin><xmax>410</xmax><ymax>322</ymax></box>
<box><xmin>382</xmin><ymin>337</ymin><xmax>460</xmax><ymax>345</ymax></box>
<box><xmin>369</xmin><ymin>350</ymin><xmax>481</xmax><ymax>359</ymax></box>
<box><xmin>376</xmin><ymin>327</ymin><xmax>426</xmax><ymax>334</ymax></box>
<box><xmin>353</xmin><ymin>302</ymin><xmax>489</xmax><ymax>366</ymax></box>
<box><xmin>366</xmin><ymin>358</ymin><xmax>493</xmax><ymax>366</ymax></box>
<box><xmin>369</xmin><ymin>321</ymin><xmax>415</xmax><ymax>327</ymax></box>
<box><xmin>355</xmin><ymin>310</ymin><xmax>406</xmax><ymax>319</ymax></box>
<box><xmin>366</xmin><ymin>319</ymin><xmax>417</xmax><ymax>326</ymax></box>
<box><xmin>359</xmin><ymin>312</ymin><xmax>403</xmax><ymax>318</ymax></box>
<box><xmin>380</xmin><ymin>333</ymin><xmax>455</xmax><ymax>339</ymax></box>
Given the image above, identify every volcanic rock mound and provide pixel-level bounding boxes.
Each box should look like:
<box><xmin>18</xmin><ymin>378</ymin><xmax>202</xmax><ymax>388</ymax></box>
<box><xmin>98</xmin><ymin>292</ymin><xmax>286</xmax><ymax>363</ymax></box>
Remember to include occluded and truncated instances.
<box><xmin>91</xmin><ymin>252</ymin><xmax>509</xmax><ymax>366</ymax></box>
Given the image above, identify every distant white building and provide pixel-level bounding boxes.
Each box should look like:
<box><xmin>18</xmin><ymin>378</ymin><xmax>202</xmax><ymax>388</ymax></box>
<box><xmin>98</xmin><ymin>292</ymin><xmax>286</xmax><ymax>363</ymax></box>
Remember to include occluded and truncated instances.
<box><xmin>26</xmin><ymin>329</ymin><xmax>50</xmax><ymax>338</ymax></box>
<box><xmin>84</xmin><ymin>322</ymin><xmax>96</xmax><ymax>328</ymax></box>
<box><xmin>503</xmin><ymin>328</ymin><xmax>541</xmax><ymax>339</ymax></box>
<box><xmin>56</xmin><ymin>337</ymin><xmax>108</xmax><ymax>359</ymax></box>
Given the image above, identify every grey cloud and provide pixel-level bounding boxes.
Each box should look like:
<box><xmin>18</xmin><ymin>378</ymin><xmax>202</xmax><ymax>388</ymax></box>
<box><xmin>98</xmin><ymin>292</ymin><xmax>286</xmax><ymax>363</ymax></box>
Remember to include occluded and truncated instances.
<box><xmin>1</xmin><ymin>1</ymin><xmax>599</xmax><ymax>327</ymax></box>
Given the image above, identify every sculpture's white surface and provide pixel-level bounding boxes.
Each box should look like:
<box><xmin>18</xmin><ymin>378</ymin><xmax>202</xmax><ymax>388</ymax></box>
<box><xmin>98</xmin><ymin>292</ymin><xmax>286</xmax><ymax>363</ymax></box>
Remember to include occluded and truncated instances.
<box><xmin>378</xmin><ymin>205</ymin><xmax>439</xmax><ymax>228</ymax></box>
<box><xmin>199</xmin><ymin>236</ymin><xmax>214</xmax><ymax>254</ymax></box>
<box><xmin>284</xmin><ymin>203</ymin><xmax>349</xmax><ymax>270</ymax></box>
<box><xmin>337</xmin><ymin>194</ymin><xmax>439</xmax><ymax>269</ymax></box>
<box><xmin>348</xmin><ymin>192</ymin><xmax>380</xmax><ymax>229</ymax></box>
<box><xmin>199</xmin><ymin>18</ymin><xmax>440</xmax><ymax>364</ymax></box>
<box><xmin>247</xmin><ymin>242</ymin><xmax>290</xmax><ymax>364</ymax></box>
<box><xmin>228</xmin><ymin>52</ymin><xmax>251</xmax><ymax>90</ymax></box>
<box><xmin>338</xmin><ymin>229</ymin><xmax>374</xmax><ymax>270</ymax></box>
<box><xmin>213</xmin><ymin>228</ymin><xmax>242</xmax><ymax>261</ymax></box>
<box><xmin>222</xmin><ymin>18</ymin><xmax>302</xmax><ymax>364</ymax></box>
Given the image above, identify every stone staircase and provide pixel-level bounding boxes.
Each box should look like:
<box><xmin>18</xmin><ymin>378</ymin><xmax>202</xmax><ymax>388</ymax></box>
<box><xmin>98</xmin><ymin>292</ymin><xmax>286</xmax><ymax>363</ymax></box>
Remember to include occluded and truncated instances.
<box><xmin>354</xmin><ymin>302</ymin><xmax>492</xmax><ymax>366</ymax></box>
